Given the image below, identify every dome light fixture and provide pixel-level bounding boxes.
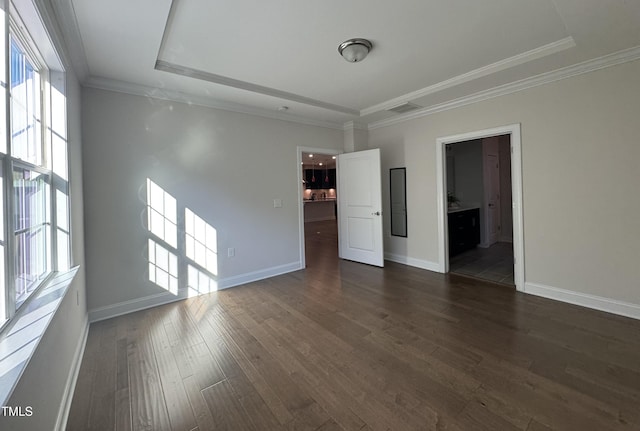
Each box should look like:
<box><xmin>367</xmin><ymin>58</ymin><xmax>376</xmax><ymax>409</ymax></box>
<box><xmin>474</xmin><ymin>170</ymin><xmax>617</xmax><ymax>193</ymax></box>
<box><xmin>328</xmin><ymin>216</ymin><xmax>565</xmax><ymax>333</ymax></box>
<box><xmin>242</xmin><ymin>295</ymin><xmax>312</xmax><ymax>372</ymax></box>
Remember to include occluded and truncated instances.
<box><xmin>338</xmin><ymin>38</ymin><xmax>372</xmax><ymax>63</ymax></box>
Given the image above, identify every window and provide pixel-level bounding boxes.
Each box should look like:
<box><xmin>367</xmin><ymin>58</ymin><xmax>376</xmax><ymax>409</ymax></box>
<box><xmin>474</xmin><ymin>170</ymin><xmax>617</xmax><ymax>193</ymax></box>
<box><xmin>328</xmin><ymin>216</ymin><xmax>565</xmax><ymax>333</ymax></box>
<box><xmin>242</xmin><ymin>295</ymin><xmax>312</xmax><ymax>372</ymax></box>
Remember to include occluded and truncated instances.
<box><xmin>13</xmin><ymin>166</ymin><xmax>51</xmax><ymax>306</ymax></box>
<box><xmin>0</xmin><ymin>3</ymin><xmax>70</xmax><ymax>327</ymax></box>
<box><xmin>10</xmin><ymin>37</ymin><xmax>42</xmax><ymax>166</ymax></box>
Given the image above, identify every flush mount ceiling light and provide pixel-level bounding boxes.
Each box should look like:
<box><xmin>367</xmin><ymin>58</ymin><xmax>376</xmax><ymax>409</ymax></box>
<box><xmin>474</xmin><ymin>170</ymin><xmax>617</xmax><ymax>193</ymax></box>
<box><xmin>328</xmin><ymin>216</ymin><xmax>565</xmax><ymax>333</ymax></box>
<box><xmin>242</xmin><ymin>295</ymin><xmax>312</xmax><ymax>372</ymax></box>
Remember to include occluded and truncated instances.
<box><xmin>338</xmin><ymin>38</ymin><xmax>372</xmax><ymax>63</ymax></box>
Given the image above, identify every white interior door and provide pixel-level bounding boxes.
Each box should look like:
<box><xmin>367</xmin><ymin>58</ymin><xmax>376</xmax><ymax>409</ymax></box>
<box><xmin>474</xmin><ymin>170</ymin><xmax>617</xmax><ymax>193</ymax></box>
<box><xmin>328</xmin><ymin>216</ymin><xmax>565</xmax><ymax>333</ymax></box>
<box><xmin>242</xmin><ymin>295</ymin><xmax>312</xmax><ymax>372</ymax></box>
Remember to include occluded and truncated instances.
<box><xmin>337</xmin><ymin>149</ymin><xmax>384</xmax><ymax>267</ymax></box>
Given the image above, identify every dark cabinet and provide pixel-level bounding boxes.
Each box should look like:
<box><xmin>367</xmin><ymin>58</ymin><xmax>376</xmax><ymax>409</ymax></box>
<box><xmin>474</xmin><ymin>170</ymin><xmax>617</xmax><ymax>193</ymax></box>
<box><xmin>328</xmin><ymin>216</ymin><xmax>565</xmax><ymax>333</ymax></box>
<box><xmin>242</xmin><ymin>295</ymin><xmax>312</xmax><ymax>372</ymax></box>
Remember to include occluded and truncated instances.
<box><xmin>305</xmin><ymin>169</ymin><xmax>335</xmax><ymax>189</ymax></box>
<box><xmin>304</xmin><ymin>169</ymin><xmax>319</xmax><ymax>189</ymax></box>
<box><xmin>448</xmin><ymin>208</ymin><xmax>480</xmax><ymax>256</ymax></box>
<box><xmin>321</xmin><ymin>169</ymin><xmax>336</xmax><ymax>189</ymax></box>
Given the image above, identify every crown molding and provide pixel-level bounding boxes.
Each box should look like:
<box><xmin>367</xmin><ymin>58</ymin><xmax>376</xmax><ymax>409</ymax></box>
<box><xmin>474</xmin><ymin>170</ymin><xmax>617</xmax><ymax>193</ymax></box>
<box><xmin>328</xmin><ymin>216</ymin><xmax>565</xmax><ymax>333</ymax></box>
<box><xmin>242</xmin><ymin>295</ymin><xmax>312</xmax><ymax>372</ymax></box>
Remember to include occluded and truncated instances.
<box><xmin>50</xmin><ymin>0</ymin><xmax>90</xmax><ymax>81</ymax></box>
<box><xmin>369</xmin><ymin>44</ymin><xmax>640</xmax><ymax>130</ymax></box>
<box><xmin>84</xmin><ymin>76</ymin><xmax>345</xmax><ymax>130</ymax></box>
<box><xmin>361</xmin><ymin>37</ymin><xmax>576</xmax><ymax>117</ymax></box>
<box><xmin>154</xmin><ymin>60</ymin><xmax>360</xmax><ymax>116</ymax></box>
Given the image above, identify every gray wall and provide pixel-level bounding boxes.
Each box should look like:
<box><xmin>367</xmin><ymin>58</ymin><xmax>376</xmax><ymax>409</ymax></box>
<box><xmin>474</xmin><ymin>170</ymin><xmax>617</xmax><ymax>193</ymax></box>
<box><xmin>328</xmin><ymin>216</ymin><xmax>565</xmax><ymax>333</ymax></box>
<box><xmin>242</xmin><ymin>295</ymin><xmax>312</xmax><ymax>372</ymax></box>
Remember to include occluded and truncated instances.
<box><xmin>81</xmin><ymin>88</ymin><xmax>343</xmax><ymax>316</ymax></box>
<box><xmin>448</xmin><ymin>139</ymin><xmax>484</xmax><ymax>207</ymax></box>
<box><xmin>372</xmin><ymin>58</ymin><xmax>640</xmax><ymax>308</ymax></box>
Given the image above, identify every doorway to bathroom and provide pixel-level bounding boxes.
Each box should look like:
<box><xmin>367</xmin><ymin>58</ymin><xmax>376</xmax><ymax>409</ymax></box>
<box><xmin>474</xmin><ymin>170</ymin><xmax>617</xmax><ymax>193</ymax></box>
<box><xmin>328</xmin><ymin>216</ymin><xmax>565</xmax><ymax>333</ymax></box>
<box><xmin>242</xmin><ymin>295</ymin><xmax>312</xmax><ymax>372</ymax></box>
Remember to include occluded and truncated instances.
<box><xmin>436</xmin><ymin>124</ymin><xmax>525</xmax><ymax>291</ymax></box>
<box><xmin>446</xmin><ymin>135</ymin><xmax>514</xmax><ymax>285</ymax></box>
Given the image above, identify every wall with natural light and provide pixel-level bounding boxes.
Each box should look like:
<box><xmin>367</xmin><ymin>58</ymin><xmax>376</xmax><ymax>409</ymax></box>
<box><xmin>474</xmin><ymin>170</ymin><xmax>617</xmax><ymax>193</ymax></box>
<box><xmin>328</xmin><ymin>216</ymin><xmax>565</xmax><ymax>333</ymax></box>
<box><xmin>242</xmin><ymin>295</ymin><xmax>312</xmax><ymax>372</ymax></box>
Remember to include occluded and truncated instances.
<box><xmin>82</xmin><ymin>87</ymin><xmax>342</xmax><ymax>320</ymax></box>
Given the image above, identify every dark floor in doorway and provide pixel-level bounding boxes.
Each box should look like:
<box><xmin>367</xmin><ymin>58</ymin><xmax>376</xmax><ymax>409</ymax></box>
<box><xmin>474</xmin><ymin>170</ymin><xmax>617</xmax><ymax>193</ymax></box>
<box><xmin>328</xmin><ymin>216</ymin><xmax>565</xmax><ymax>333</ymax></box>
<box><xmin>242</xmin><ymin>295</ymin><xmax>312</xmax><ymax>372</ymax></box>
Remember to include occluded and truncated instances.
<box><xmin>450</xmin><ymin>242</ymin><xmax>514</xmax><ymax>285</ymax></box>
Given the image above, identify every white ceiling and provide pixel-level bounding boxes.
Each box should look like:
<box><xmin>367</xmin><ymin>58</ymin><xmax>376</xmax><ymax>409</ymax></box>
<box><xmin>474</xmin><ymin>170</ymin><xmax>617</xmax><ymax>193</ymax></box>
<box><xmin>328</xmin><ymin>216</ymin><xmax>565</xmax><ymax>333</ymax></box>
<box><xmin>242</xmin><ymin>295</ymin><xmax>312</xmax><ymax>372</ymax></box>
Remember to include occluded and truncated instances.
<box><xmin>54</xmin><ymin>0</ymin><xmax>640</xmax><ymax>128</ymax></box>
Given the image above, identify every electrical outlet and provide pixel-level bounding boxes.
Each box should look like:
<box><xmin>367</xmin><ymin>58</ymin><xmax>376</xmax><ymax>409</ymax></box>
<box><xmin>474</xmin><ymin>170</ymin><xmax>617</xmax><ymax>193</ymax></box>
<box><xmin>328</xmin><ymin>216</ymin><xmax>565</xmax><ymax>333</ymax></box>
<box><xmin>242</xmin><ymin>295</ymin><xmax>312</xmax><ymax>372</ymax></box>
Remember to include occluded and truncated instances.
<box><xmin>228</xmin><ymin>247</ymin><xmax>235</xmax><ymax>257</ymax></box>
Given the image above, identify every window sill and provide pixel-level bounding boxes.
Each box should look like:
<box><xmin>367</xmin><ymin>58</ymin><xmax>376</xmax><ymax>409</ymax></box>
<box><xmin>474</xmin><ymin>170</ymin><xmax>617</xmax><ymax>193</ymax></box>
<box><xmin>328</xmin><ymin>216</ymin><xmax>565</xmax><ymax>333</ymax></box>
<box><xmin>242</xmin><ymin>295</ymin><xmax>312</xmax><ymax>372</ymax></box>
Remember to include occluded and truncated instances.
<box><xmin>0</xmin><ymin>266</ymin><xmax>79</xmax><ymax>405</ymax></box>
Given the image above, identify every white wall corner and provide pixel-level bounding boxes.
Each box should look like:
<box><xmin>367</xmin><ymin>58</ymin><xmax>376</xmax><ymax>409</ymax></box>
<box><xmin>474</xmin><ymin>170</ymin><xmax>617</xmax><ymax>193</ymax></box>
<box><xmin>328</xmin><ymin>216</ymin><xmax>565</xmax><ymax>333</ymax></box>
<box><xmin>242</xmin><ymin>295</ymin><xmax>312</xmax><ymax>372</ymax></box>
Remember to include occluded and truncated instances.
<box><xmin>55</xmin><ymin>315</ymin><xmax>89</xmax><ymax>431</ymax></box>
<box><xmin>343</xmin><ymin>121</ymin><xmax>369</xmax><ymax>153</ymax></box>
<box><xmin>524</xmin><ymin>282</ymin><xmax>640</xmax><ymax>321</ymax></box>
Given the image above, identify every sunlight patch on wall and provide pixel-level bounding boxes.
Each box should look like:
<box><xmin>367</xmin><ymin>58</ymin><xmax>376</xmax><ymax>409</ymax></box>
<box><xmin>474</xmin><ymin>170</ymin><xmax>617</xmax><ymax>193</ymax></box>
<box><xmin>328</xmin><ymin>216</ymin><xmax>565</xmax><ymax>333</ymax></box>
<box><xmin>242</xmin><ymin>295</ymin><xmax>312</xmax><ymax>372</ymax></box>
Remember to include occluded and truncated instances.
<box><xmin>144</xmin><ymin>179</ymin><xmax>219</xmax><ymax>297</ymax></box>
<box><xmin>145</xmin><ymin>179</ymin><xmax>178</xmax><ymax>294</ymax></box>
<box><xmin>146</xmin><ymin>178</ymin><xmax>177</xmax><ymax>248</ymax></box>
<box><xmin>185</xmin><ymin>207</ymin><xmax>217</xmax><ymax>276</ymax></box>
<box><xmin>148</xmin><ymin>238</ymin><xmax>178</xmax><ymax>295</ymax></box>
<box><xmin>187</xmin><ymin>264</ymin><xmax>217</xmax><ymax>298</ymax></box>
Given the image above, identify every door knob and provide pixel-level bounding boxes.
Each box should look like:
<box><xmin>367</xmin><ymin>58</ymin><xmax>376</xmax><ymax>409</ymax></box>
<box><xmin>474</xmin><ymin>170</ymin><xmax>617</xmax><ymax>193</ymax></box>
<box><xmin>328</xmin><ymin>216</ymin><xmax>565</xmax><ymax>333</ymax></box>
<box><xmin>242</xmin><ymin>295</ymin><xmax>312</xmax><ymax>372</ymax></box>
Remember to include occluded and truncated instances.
<box><xmin>372</xmin><ymin>211</ymin><xmax>381</xmax><ymax>216</ymax></box>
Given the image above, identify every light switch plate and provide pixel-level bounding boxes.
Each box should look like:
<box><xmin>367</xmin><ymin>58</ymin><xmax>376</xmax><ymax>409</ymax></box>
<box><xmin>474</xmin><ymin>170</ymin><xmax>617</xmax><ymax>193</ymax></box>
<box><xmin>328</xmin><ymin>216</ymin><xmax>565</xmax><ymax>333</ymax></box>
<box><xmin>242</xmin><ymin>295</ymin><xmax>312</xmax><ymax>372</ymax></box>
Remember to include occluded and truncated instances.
<box><xmin>273</xmin><ymin>199</ymin><xmax>283</xmax><ymax>208</ymax></box>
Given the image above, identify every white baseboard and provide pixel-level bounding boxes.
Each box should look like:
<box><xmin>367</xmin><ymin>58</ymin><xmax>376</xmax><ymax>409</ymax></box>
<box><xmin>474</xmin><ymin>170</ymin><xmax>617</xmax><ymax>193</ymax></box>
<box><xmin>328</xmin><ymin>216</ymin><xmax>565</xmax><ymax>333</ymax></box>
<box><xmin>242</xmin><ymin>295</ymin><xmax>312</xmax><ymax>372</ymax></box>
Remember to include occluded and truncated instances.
<box><xmin>88</xmin><ymin>290</ymin><xmax>188</xmax><ymax>323</ymax></box>
<box><xmin>88</xmin><ymin>261</ymin><xmax>302</xmax><ymax>322</ymax></box>
<box><xmin>384</xmin><ymin>252</ymin><xmax>440</xmax><ymax>273</ymax></box>
<box><xmin>217</xmin><ymin>261</ymin><xmax>302</xmax><ymax>289</ymax></box>
<box><xmin>524</xmin><ymin>282</ymin><xmax>640</xmax><ymax>320</ymax></box>
<box><xmin>55</xmin><ymin>315</ymin><xmax>89</xmax><ymax>431</ymax></box>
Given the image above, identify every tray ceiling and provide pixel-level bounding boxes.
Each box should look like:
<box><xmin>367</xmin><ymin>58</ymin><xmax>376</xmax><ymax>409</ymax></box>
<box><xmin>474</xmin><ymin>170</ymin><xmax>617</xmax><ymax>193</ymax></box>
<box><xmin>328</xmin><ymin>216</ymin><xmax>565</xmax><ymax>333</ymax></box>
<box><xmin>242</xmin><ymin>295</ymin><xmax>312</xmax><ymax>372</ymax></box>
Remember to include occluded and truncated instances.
<box><xmin>56</xmin><ymin>0</ymin><xmax>640</xmax><ymax>128</ymax></box>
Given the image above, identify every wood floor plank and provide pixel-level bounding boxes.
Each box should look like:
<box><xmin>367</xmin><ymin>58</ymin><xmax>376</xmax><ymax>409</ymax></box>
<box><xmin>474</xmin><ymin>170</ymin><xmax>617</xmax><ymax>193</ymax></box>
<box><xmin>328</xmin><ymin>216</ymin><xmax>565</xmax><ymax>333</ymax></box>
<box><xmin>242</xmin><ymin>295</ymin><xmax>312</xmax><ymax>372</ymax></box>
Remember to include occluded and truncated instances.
<box><xmin>115</xmin><ymin>388</ymin><xmax>132</xmax><ymax>431</ymax></box>
<box><xmin>66</xmin><ymin>324</ymin><xmax>103</xmax><ymax>431</ymax></box>
<box><xmin>148</xmin><ymin>308</ymin><xmax>198</xmax><ymax>431</ymax></box>
<box><xmin>201</xmin><ymin>380</ymin><xmax>257</xmax><ymax>431</ymax></box>
<box><xmin>115</xmin><ymin>338</ymin><xmax>132</xmax><ymax>431</ymax></box>
<box><xmin>182</xmin><ymin>375</ymin><xmax>216</xmax><ymax>431</ymax></box>
<box><xmin>263</xmin><ymin>315</ymin><xmax>430</xmax><ymax>431</ymax></box>
<box><xmin>204</xmin><ymin>310</ymin><xmax>294</xmax><ymax>425</ymax></box>
<box><xmin>87</xmin><ymin>320</ymin><xmax>117</xmax><ymax>431</ymax></box>
<box><xmin>126</xmin><ymin>312</ymin><xmax>172</xmax><ymax>431</ymax></box>
<box><xmin>225</xmin><ymin>374</ymin><xmax>285</xmax><ymax>430</ymax></box>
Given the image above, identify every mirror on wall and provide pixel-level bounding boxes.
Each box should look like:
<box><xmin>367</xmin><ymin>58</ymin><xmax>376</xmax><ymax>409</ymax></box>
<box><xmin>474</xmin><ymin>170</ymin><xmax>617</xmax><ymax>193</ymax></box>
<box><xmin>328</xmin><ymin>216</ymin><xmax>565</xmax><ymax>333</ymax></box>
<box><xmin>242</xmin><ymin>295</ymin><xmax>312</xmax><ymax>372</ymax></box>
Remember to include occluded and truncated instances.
<box><xmin>390</xmin><ymin>168</ymin><xmax>407</xmax><ymax>237</ymax></box>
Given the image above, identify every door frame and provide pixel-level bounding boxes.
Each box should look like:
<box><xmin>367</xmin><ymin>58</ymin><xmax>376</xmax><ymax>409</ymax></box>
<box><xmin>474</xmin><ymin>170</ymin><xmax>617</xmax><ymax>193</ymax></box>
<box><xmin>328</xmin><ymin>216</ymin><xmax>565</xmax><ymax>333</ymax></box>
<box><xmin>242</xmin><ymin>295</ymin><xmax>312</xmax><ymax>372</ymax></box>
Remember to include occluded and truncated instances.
<box><xmin>435</xmin><ymin>124</ymin><xmax>525</xmax><ymax>291</ymax></box>
<box><xmin>297</xmin><ymin>146</ymin><xmax>342</xmax><ymax>269</ymax></box>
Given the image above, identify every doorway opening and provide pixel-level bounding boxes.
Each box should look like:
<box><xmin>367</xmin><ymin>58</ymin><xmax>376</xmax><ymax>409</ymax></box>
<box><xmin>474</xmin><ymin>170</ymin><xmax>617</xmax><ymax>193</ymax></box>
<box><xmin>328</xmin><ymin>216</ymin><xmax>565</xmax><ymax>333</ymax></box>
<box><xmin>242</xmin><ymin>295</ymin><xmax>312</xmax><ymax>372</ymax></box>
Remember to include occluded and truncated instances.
<box><xmin>297</xmin><ymin>148</ymin><xmax>340</xmax><ymax>269</ymax></box>
<box><xmin>446</xmin><ymin>136</ymin><xmax>514</xmax><ymax>284</ymax></box>
<box><xmin>436</xmin><ymin>124</ymin><xmax>525</xmax><ymax>291</ymax></box>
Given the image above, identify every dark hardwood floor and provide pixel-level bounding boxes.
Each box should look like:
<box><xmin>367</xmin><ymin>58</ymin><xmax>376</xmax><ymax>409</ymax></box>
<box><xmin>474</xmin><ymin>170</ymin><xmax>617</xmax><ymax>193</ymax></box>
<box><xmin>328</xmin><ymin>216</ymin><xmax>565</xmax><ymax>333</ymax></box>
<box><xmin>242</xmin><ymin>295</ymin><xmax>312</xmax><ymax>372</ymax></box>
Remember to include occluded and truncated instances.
<box><xmin>68</xmin><ymin>220</ymin><xmax>640</xmax><ymax>430</ymax></box>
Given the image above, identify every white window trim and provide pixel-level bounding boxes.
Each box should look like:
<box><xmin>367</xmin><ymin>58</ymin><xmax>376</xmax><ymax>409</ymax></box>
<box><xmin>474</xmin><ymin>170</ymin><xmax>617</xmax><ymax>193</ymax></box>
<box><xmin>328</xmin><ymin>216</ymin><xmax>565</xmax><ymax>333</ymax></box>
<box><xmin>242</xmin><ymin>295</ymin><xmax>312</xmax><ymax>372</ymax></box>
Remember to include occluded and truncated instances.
<box><xmin>0</xmin><ymin>0</ymin><xmax>75</xmax><ymax>407</ymax></box>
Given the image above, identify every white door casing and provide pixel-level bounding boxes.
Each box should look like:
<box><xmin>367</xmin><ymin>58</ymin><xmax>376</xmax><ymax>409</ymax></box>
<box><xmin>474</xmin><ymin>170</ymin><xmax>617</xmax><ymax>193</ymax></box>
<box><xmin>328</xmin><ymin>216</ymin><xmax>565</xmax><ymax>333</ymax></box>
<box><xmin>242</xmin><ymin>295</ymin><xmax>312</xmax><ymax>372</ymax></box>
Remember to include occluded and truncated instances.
<box><xmin>337</xmin><ymin>149</ymin><xmax>384</xmax><ymax>267</ymax></box>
